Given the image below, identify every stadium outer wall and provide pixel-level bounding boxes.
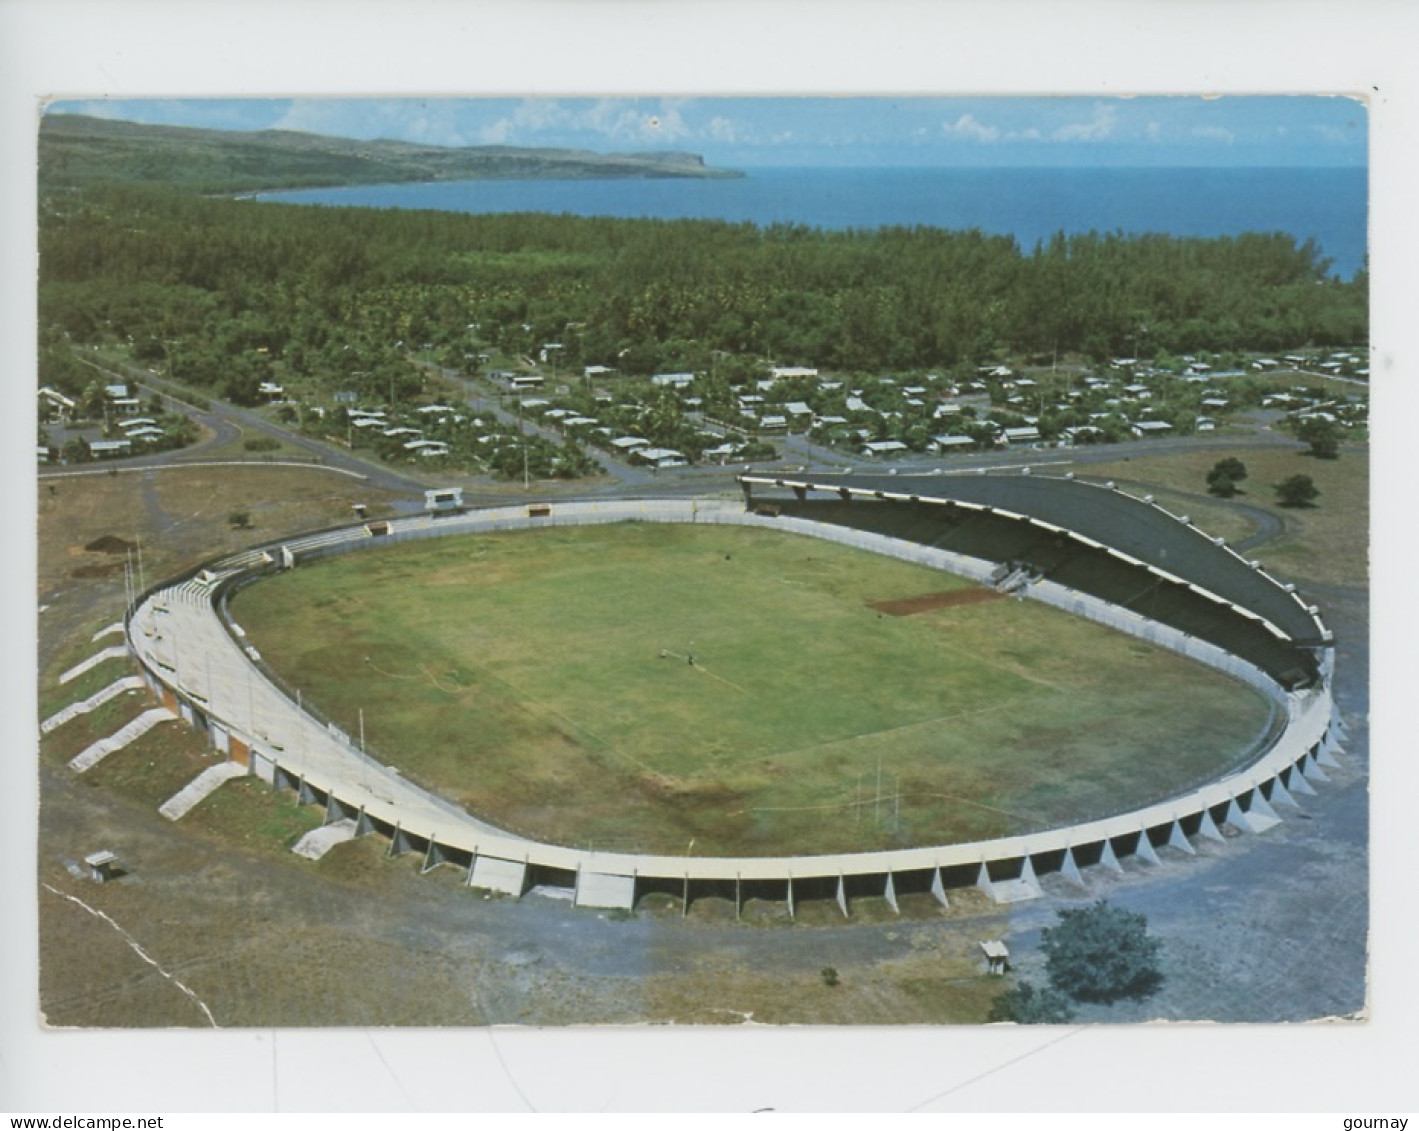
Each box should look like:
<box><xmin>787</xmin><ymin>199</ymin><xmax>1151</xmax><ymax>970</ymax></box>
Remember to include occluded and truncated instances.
<box><xmin>123</xmin><ymin>495</ymin><xmax>1344</xmax><ymax>914</ymax></box>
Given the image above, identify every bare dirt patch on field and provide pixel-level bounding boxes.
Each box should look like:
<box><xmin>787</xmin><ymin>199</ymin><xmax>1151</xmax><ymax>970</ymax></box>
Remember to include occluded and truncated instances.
<box><xmin>869</xmin><ymin>588</ymin><xmax>1006</xmax><ymax>616</ymax></box>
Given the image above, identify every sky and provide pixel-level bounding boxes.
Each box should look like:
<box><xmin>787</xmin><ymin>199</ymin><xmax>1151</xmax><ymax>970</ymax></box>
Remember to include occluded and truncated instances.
<box><xmin>44</xmin><ymin>95</ymin><xmax>1368</xmax><ymax>168</ymax></box>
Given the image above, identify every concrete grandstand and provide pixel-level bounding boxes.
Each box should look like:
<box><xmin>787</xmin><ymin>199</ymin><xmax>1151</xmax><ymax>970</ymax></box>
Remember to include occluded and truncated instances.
<box><xmin>119</xmin><ymin>473</ymin><xmax>1345</xmax><ymax>915</ymax></box>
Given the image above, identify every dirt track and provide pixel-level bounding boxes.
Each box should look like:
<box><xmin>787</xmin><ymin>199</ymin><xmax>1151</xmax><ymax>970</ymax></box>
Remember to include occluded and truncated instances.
<box><xmin>868</xmin><ymin>588</ymin><xmax>1006</xmax><ymax>616</ymax></box>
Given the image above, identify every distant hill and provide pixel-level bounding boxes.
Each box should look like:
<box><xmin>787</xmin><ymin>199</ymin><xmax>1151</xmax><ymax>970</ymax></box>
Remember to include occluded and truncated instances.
<box><xmin>38</xmin><ymin>113</ymin><xmax>744</xmax><ymax>193</ymax></box>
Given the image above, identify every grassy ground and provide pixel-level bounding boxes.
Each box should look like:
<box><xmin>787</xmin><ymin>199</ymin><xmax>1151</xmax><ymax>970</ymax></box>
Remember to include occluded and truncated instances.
<box><xmin>233</xmin><ymin>521</ymin><xmax>1271</xmax><ymax>857</ymax></box>
<box><xmin>1077</xmin><ymin>442</ymin><xmax>1369</xmax><ymax>588</ymax></box>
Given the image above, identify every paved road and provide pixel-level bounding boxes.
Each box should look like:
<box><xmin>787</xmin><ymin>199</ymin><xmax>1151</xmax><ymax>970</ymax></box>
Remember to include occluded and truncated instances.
<box><xmin>48</xmin><ymin>356</ymin><xmax>439</xmax><ymax>507</ymax></box>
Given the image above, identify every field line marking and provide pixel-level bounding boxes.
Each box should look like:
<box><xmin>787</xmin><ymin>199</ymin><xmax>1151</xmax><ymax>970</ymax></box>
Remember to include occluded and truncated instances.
<box><xmin>41</xmin><ymin>882</ymin><xmax>219</xmax><ymax>1027</ymax></box>
<box><xmin>451</xmin><ymin>654</ymin><xmax>664</xmax><ymax>779</ymax></box>
<box><xmin>659</xmin><ymin>650</ymin><xmax>749</xmax><ymax>694</ymax></box>
<box><xmin>721</xmin><ymin>699</ymin><xmax>1025</xmax><ymax>769</ymax></box>
<box><xmin>925</xmin><ymin>630</ymin><xmax>1080</xmax><ymax>695</ymax></box>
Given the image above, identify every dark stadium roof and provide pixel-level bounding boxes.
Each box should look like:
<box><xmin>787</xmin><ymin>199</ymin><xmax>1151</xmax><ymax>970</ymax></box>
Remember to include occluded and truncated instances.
<box><xmin>739</xmin><ymin>470</ymin><xmax>1328</xmax><ymax>647</ymax></box>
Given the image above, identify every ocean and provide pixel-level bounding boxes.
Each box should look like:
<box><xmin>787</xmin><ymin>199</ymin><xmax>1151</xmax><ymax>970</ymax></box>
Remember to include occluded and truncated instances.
<box><xmin>257</xmin><ymin>165</ymin><xmax>1368</xmax><ymax>280</ymax></box>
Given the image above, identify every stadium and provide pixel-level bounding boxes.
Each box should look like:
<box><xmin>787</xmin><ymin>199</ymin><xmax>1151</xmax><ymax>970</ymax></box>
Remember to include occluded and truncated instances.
<box><xmin>122</xmin><ymin>469</ymin><xmax>1344</xmax><ymax>915</ymax></box>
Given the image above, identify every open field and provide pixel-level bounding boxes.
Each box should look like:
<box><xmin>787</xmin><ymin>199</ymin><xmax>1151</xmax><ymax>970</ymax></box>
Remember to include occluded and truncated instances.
<box><xmin>233</xmin><ymin>521</ymin><xmax>1273</xmax><ymax>856</ymax></box>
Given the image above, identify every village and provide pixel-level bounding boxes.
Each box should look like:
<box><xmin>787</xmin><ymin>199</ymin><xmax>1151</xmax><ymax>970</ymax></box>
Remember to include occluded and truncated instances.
<box><xmin>38</xmin><ymin>340</ymin><xmax>1370</xmax><ymax>482</ymax></box>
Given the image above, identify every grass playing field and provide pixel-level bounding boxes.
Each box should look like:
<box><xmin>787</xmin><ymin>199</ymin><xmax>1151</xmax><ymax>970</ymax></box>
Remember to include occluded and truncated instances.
<box><xmin>231</xmin><ymin>521</ymin><xmax>1273</xmax><ymax>857</ymax></box>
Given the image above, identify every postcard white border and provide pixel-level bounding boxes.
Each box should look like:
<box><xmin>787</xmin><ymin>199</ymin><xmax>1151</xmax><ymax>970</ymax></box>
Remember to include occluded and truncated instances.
<box><xmin>3</xmin><ymin>0</ymin><xmax>1413</xmax><ymax>1113</ymax></box>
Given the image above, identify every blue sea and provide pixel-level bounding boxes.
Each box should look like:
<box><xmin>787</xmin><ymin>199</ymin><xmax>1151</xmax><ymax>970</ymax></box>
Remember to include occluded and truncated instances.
<box><xmin>258</xmin><ymin>165</ymin><xmax>1368</xmax><ymax>280</ymax></box>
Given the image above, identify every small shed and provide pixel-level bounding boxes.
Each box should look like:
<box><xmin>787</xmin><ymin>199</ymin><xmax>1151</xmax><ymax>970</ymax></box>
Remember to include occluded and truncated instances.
<box><xmin>424</xmin><ymin>487</ymin><xmax>464</xmax><ymax>513</ymax></box>
<box><xmin>85</xmin><ymin>850</ymin><xmax>121</xmax><ymax>883</ymax></box>
<box><xmin>979</xmin><ymin>939</ymin><xmax>1010</xmax><ymax>975</ymax></box>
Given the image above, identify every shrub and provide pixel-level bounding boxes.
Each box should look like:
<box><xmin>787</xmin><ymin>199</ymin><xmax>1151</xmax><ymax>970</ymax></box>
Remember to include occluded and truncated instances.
<box><xmin>987</xmin><ymin>979</ymin><xmax>1077</xmax><ymax>1024</ymax></box>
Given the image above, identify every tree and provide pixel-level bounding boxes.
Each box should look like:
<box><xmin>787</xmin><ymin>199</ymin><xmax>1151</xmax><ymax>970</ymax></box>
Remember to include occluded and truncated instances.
<box><xmin>1040</xmin><ymin>900</ymin><xmax>1163</xmax><ymax>1005</ymax></box>
<box><xmin>987</xmin><ymin>980</ymin><xmax>1077</xmax><ymax>1024</ymax></box>
<box><xmin>1206</xmin><ymin>456</ymin><xmax>1249</xmax><ymax>498</ymax></box>
<box><xmin>1276</xmin><ymin>474</ymin><xmax>1320</xmax><ymax>508</ymax></box>
<box><xmin>1212</xmin><ymin>456</ymin><xmax>1248</xmax><ymax>483</ymax></box>
<box><xmin>1297</xmin><ymin>416</ymin><xmax>1341</xmax><ymax>459</ymax></box>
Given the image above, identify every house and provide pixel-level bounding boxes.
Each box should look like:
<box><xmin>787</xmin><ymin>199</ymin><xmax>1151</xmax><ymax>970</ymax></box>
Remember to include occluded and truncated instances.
<box><xmin>932</xmin><ymin>434</ymin><xmax>975</xmax><ymax>453</ymax></box>
<box><xmin>1000</xmin><ymin>426</ymin><xmax>1041</xmax><ymax>446</ymax></box>
<box><xmin>861</xmin><ymin>440</ymin><xmax>908</xmax><ymax>457</ymax></box>
<box><xmin>759</xmin><ymin>415</ymin><xmax>788</xmax><ymax>433</ymax></box>
<box><xmin>510</xmin><ymin>374</ymin><xmax>545</xmax><ymax>391</ymax></box>
<box><xmin>404</xmin><ymin>440</ymin><xmax>450</xmax><ymax>457</ymax></box>
<box><xmin>39</xmin><ymin>386</ymin><xmax>76</xmax><ymax>420</ymax></box>
<box><xmin>258</xmin><ymin>381</ymin><xmax>286</xmax><ymax>400</ymax></box>
<box><xmin>702</xmin><ymin>442</ymin><xmax>743</xmax><ymax>463</ymax></box>
<box><xmin>771</xmin><ymin>366</ymin><xmax>818</xmax><ymax>380</ymax></box>
<box><xmin>610</xmin><ymin>436</ymin><xmax>650</xmax><ymax>453</ymax></box>
<box><xmin>124</xmin><ymin>425</ymin><xmax>166</xmax><ymax>443</ymax></box>
<box><xmin>583</xmin><ymin>365</ymin><xmax>615</xmax><ymax>379</ymax></box>
<box><xmin>89</xmin><ymin>439</ymin><xmax>132</xmax><ymax>458</ymax></box>
<box><xmin>633</xmin><ymin>447</ymin><xmax>688</xmax><ymax>469</ymax></box>
<box><xmin>651</xmin><ymin>372</ymin><xmax>696</xmax><ymax>388</ymax></box>
<box><xmin>1131</xmin><ymin>420</ymin><xmax>1173</xmax><ymax>438</ymax></box>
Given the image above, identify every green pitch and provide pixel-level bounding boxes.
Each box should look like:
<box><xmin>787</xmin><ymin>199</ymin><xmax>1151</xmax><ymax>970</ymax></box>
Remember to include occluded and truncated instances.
<box><xmin>232</xmin><ymin>522</ymin><xmax>1273</xmax><ymax>856</ymax></box>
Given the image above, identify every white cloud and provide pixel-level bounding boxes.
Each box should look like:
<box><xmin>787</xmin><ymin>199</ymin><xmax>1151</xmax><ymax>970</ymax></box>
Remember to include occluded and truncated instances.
<box><xmin>707</xmin><ymin>116</ymin><xmax>742</xmax><ymax>143</ymax></box>
<box><xmin>1053</xmin><ymin>103</ymin><xmax>1118</xmax><ymax>142</ymax></box>
<box><xmin>940</xmin><ymin>113</ymin><xmax>999</xmax><ymax>142</ymax></box>
<box><xmin>275</xmin><ymin>99</ymin><xmax>475</xmax><ymax>147</ymax></box>
<box><xmin>477</xmin><ymin>98</ymin><xmax>696</xmax><ymax>149</ymax></box>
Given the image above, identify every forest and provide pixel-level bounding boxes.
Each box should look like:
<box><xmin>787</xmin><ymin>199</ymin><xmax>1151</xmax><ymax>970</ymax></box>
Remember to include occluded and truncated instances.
<box><xmin>37</xmin><ymin>180</ymin><xmax>1368</xmax><ymax>408</ymax></box>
